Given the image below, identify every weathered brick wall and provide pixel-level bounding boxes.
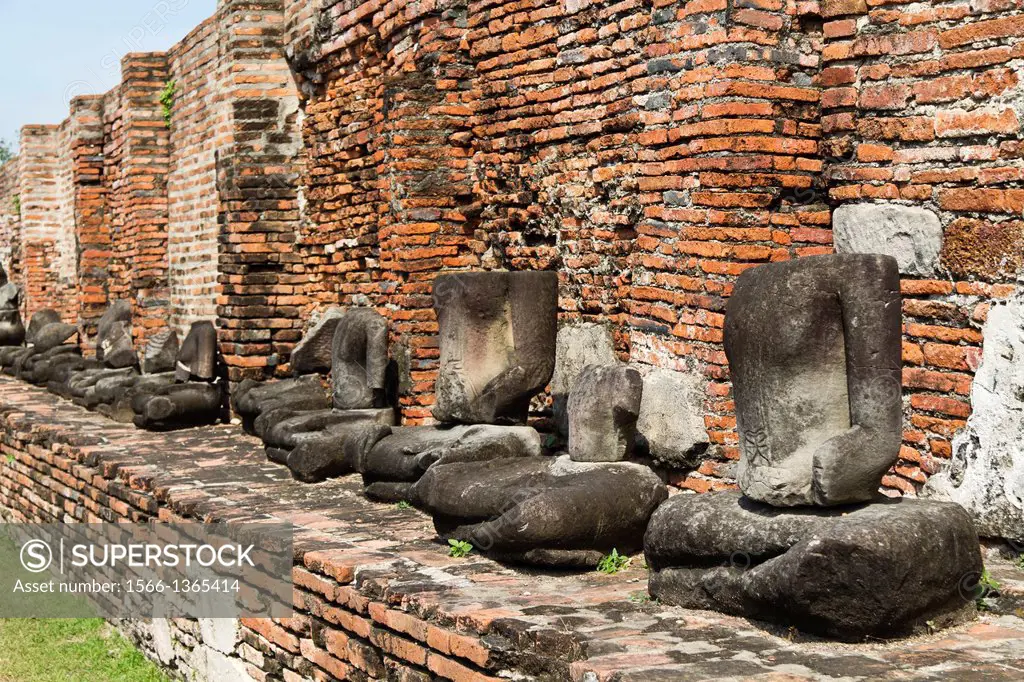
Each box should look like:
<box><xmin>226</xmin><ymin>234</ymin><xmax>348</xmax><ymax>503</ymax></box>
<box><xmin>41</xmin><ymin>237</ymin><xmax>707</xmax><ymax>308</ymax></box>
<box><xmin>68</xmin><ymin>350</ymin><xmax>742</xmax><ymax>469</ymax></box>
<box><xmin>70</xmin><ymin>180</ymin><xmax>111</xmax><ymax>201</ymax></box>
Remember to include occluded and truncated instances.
<box><xmin>4</xmin><ymin>0</ymin><xmax>1024</xmax><ymax>495</ymax></box>
<box><xmin>282</xmin><ymin>0</ymin><xmax>1024</xmax><ymax>495</ymax></box>
<box><xmin>820</xmin><ymin>0</ymin><xmax>1023</xmax><ymax>493</ymax></box>
<box><xmin>0</xmin><ymin>156</ymin><xmax>21</xmax><ymax>282</ymax></box>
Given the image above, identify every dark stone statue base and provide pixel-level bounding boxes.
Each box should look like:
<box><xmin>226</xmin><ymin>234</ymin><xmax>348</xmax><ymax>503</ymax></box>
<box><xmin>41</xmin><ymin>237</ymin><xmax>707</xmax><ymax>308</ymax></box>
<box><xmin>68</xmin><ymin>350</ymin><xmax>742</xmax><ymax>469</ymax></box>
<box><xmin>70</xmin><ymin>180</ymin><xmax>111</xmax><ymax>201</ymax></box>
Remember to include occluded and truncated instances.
<box><xmin>233</xmin><ymin>375</ymin><xmax>329</xmax><ymax>434</ymax></box>
<box><xmin>643</xmin><ymin>491</ymin><xmax>983</xmax><ymax>641</ymax></box>
<box><xmin>360</xmin><ymin>424</ymin><xmax>542</xmax><ymax>502</ymax></box>
<box><xmin>132</xmin><ymin>382</ymin><xmax>223</xmax><ymax>430</ymax></box>
<box><xmin>412</xmin><ymin>455</ymin><xmax>668</xmax><ymax>568</ymax></box>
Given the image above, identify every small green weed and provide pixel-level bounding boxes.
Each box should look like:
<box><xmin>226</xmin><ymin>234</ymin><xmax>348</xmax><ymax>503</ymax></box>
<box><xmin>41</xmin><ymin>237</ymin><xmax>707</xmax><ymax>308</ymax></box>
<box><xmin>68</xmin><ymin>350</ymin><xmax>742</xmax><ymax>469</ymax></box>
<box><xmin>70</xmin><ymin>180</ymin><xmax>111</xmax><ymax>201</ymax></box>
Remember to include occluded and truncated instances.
<box><xmin>597</xmin><ymin>549</ymin><xmax>631</xmax><ymax>575</ymax></box>
<box><xmin>448</xmin><ymin>539</ymin><xmax>473</xmax><ymax>558</ymax></box>
<box><xmin>159</xmin><ymin>80</ymin><xmax>177</xmax><ymax>128</ymax></box>
<box><xmin>395</xmin><ymin>501</ymin><xmax>411</xmax><ymax>510</ymax></box>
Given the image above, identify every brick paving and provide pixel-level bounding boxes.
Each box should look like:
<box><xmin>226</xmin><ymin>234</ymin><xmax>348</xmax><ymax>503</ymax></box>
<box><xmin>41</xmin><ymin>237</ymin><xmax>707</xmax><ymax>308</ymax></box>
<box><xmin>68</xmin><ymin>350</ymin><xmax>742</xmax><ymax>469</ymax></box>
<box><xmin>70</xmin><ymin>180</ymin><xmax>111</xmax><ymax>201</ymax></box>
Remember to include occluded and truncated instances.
<box><xmin>1</xmin><ymin>375</ymin><xmax>1022</xmax><ymax>680</ymax></box>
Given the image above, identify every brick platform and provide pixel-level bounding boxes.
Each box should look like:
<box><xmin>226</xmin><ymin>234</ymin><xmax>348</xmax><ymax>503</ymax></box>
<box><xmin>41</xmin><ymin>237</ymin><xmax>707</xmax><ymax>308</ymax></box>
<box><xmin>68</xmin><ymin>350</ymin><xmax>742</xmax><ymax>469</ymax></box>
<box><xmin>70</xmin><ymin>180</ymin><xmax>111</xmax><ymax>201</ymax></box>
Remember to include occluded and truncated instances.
<box><xmin>0</xmin><ymin>376</ymin><xmax>1022</xmax><ymax>681</ymax></box>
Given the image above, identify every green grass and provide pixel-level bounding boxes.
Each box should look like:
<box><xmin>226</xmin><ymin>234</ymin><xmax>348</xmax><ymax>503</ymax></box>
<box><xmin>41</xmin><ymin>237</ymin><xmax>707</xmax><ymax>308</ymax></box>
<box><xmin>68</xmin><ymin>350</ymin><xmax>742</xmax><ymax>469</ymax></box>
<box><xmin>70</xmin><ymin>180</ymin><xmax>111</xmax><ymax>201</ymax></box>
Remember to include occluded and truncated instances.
<box><xmin>0</xmin><ymin>619</ymin><xmax>168</xmax><ymax>682</ymax></box>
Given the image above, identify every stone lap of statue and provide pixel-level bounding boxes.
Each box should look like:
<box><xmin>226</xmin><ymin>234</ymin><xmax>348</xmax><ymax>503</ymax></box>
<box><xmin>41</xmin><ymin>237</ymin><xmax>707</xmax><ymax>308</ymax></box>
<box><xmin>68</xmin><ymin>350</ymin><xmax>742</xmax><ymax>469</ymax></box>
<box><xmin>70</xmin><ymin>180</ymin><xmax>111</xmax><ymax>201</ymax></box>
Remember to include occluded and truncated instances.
<box><xmin>131</xmin><ymin>321</ymin><xmax>223</xmax><ymax>430</ymax></box>
<box><xmin>232</xmin><ymin>307</ymin><xmax>343</xmax><ymax>433</ymax></box>
<box><xmin>643</xmin><ymin>254</ymin><xmax>983</xmax><ymax>641</ymax></box>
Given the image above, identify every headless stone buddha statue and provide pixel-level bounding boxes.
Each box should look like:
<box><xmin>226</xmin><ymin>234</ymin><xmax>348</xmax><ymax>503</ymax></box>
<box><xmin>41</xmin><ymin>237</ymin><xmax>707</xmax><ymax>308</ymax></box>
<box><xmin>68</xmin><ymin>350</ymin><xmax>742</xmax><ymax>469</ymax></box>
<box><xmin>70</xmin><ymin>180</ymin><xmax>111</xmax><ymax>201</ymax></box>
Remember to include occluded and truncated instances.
<box><xmin>643</xmin><ymin>254</ymin><xmax>982</xmax><ymax>641</ymax></box>
<box><xmin>725</xmin><ymin>253</ymin><xmax>903</xmax><ymax>506</ymax></box>
<box><xmin>131</xmin><ymin>321</ymin><xmax>223</xmax><ymax>429</ymax></box>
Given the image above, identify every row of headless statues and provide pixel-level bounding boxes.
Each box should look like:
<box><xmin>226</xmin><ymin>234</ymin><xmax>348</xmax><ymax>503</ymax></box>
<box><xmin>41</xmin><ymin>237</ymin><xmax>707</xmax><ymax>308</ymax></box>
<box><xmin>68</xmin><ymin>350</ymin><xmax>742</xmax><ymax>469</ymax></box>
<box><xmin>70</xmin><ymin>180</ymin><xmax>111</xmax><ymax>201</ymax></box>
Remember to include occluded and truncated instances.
<box><xmin>0</xmin><ymin>256</ymin><xmax>984</xmax><ymax>641</ymax></box>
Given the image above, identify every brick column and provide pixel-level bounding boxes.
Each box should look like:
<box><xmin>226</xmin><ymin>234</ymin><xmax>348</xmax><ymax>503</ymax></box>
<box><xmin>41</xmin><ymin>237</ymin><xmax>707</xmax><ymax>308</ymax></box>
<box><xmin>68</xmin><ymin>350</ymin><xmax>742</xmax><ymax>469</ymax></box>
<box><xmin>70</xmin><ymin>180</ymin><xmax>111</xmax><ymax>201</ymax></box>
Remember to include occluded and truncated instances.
<box><xmin>215</xmin><ymin>0</ymin><xmax>304</xmax><ymax>385</ymax></box>
<box><xmin>68</xmin><ymin>95</ymin><xmax>108</xmax><ymax>344</ymax></box>
<box><xmin>121</xmin><ymin>53</ymin><xmax>172</xmax><ymax>345</ymax></box>
<box><xmin>17</xmin><ymin>125</ymin><xmax>62</xmax><ymax>319</ymax></box>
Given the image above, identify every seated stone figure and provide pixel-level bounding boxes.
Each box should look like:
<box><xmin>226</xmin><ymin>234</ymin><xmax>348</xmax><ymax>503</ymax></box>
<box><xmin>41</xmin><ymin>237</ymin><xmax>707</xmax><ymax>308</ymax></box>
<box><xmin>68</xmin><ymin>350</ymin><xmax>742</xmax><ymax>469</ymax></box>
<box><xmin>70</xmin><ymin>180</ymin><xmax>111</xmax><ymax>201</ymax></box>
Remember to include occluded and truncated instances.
<box><xmin>412</xmin><ymin>361</ymin><xmax>667</xmax><ymax>567</ymax></box>
<box><xmin>84</xmin><ymin>328</ymin><xmax>180</xmax><ymax>422</ymax></box>
<box><xmin>643</xmin><ymin>254</ymin><xmax>983</xmax><ymax>640</ymax></box>
<box><xmin>0</xmin><ymin>281</ymin><xmax>26</xmax><ymax>347</ymax></box>
<box><xmin>131</xmin><ymin>321</ymin><xmax>223</xmax><ymax>430</ymax></box>
<box><xmin>61</xmin><ymin>301</ymin><xmax>139</xmax><ymax>405</ymax></box>
<box><xmin>0</xmin><ymin>309</ymin><xmax>62</xmax><ymax>371</ymax></box>
<box><xmin>232</xmin><ymin>307</ymin><xmax>343</xmax><ymax>433</ymax></box>
<box><xmin>261</xmin><ymin>308</ymin><xmax>397</xmax><ymax>478</ymax></box>
<box><xmin>14</xmin><ymin>315</ymin><xmax>81</xmax><ymax>384</ymax></box>
<box><xmin>350</xmin><ymin>271</ymin><xmax>558</xmax><ymax>497</ymax></box>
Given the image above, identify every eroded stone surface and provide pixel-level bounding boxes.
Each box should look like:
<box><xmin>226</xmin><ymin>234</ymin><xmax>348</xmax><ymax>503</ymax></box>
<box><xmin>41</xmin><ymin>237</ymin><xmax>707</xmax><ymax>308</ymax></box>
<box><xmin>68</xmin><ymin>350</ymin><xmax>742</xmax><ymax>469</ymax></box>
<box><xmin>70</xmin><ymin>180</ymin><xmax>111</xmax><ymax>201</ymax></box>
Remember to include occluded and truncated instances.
<box><xmin>100</xmin><ymin>321</ymin><xmax>137</xmax><ymax>369</ymax></box>
<box><xmin>176</xmin><ymin>321</ymin><xmax>218</xmax><ymax>381</ymax></box>
<box><xmin>432</xmin><ymin>271</ymin><xmax>557</xmax><ymax>424</ymax></box>
<box><xmin>331</xmin><ymin>308</ymin><xmax>389</xmax><ymax>410</ymax></box>
<box><xmin>924</xmin><ymin>287</ymin><xmax>1024</xmax><ymax>542</ymax></box>
<box><xmin>142</xmin><ymin>328</ymin><xmax>179</xmax><ymax>374</ymax></box>
<box><xmin>96</xmin><ymin>300</ymin><xmax>133</xmax><ymax>365</ymax></box>
<box><xmin>290</xmin><ymin>306</ymin><xmax>344</xmax><ymax>376</ymax></box>
<box><xmin>725</xmin><ymin>255</ymin><xmax>903</xmax><ymax>507</ymax></box>
<box><xmin>413</xmin><ymin>455</ymin><xmax>667</xmax><ymax>567</ymax></box>
<box><xmin>833</xmin><ymin>203</ymin><xmax>942</xmax><ymax>276</ymax></box>
<box><xmin>33</xmin><ymin>323</ymin><xmax>78</xmax><ymax>352</ymax></box>
<box><xmin>552</xmin><ymin>322</ymin><xmax>617</xmax><ymax>435</ymax></box>
<box><xmin>568</xmin><ymin>364</ymin><xmax>643</xmax><ymax>462</ymax></box>
<box><xmin>646</xmin><ymin>491</ymin><xmax>983</xmax><ymax>641</ymax></box>
<box><xmin>361</xmin><ymin>424</ymin><xmax>541</xmax><ymax>491</ymax></box>
<box><xmin>25</xmin><ymin>309</ymin><xmax>61</xmax><ymax>344</ymax></box>
<box><xmin>0</xmin><ymin>282</ymin><xmax>25</xmax><ymax>347</ymax></box>
<box><xmin>635</xmin><ymin>366</ymin><xmax>709</xmax><ymax>468</ymax></box>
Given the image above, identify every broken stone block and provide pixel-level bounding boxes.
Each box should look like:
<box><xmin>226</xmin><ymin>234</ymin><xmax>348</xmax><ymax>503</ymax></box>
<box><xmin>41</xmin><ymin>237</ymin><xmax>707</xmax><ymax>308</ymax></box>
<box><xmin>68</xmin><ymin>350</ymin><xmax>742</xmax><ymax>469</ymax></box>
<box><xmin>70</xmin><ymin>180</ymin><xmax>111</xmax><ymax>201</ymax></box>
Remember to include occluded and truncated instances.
<box><xmin>568</xmin><ymin>364</ymin><xmax>643</xmax><ymax>462</ymax></box>
<box><xmin>100</xmin><ymin>321</ymin><xmax>138</xmax><ymax>369</ymax></box>
<box><xmin>176</xmin><ymin>321</ymin><xmax>218</xmax><ymax>381</ymax></box>
<box><xmin>551</xmin><ymin>322</ymin><xmax>617</xmax><ymax>435</ymax></box>
<box><xmin>263</xmin><ymin>408</ymin><xmax>395</xmax><ymax>451</ymax></box>
<box><xmin>833</xmin><ymin>203</ymin><xmax>942</xmax><ymax>277</ymax></box>
<box><xmin>331</xmin><ymin>308</ymin><xmax>389</xmax><ymax>410</ymax></box>
<box><xmin>924</xmin><ymin>286</ymin><xmax>1024</xmax><ymax>543</ymax></box>
<box><xmin>33</xmin><ymin>323</ymin><xmax>79</xmax><ymax>352</ymax></box>
<box><xmin>635</xmin><ymin>367</ymin><xmax>710</xmax><ymax>469</ymax></box>
<box><xmin>290</xmin><ymin>306</ymin><xmax>344</xmax><ymax>376</ymax></box>
<box><xmin>285</xmin><ymin>423</ymin><xmax>392</xmax><ymax>483</ymax></box>
<box><xmin>725</xmin><ymin>255</ymin><xmax>903</xmax><ymax>507</ymax></box>
<box><xmin>361</xmin><ymin>424</ymin><xmax>541</xmax><ymax>500</ymax></box>
<box><xmin>25</xmin><ymin>309</ymin><xmax>61</xmax><ymax>344</ymax></box>
<box><xmin>142</xmin><ymin>328</ymin><xmax>179</xmax><ymax>374</ymax></box>
<box><xmin>645</xmin><ymin>491</ymin><xmax>982</xmax><ymax>641</ymax></box>
<box><xmin>432</xmin><ymin>271</ymin><xmax>558</xmax><ymax>424</ymax></box>
<box><xmin>96</xmin><ymin>300</ymin><xmax>134</xmax><ymax>365</ymax></box>
<box><xmin>412</xmin><ymin>455</ymin><xmax>667</xmax><ymax>567</ymax></box>
<box><xmin>0</xmin><ymin>282</ymin><xmax>25</xmax><ymax>347</ymax></box>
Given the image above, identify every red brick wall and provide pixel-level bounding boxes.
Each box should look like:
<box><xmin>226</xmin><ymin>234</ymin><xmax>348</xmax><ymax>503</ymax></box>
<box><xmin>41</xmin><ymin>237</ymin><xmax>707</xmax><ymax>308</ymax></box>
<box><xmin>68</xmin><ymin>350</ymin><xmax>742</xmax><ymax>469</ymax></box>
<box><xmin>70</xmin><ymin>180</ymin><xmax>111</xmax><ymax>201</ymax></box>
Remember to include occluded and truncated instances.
<box><xmin>5</xmin><ymin>0</ymin><xmax>1024</xmax><ymax>496</ymax></box>
<box><xmin>0</xmin><ymin>156</ymin><xmax>22</xmax><ymax>285</ymax></box>
<box><xmin>821</xmin><ymin>0</ymin><xmax>1023</xmax><ymax>494</ymax></box>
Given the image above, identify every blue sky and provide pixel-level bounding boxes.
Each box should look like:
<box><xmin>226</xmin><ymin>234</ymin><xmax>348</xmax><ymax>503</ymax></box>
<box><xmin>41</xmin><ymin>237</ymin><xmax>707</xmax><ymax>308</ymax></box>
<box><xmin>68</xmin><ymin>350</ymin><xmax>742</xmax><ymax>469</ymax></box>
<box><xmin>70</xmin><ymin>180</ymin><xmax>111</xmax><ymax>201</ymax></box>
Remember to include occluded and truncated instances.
<box><xmin>0</xmin><ymin>0</ymin><xmax>216</xmax><ymax>152</ymax></box>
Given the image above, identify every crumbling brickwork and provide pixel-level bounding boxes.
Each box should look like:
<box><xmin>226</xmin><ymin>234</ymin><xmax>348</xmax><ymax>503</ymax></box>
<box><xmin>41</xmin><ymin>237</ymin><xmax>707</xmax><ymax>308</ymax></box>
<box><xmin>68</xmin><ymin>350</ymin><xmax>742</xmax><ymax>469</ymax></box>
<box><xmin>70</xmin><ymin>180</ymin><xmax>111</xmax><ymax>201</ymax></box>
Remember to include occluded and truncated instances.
<box><xmin>820</xmin><ymin>0</ymin><xmax>1023</xmax><ymax>494</ymax></box>
<box><xmin>0</xmin><ymin>0</ymin><xmax>1022</xmax><ymax>496</ymax></box>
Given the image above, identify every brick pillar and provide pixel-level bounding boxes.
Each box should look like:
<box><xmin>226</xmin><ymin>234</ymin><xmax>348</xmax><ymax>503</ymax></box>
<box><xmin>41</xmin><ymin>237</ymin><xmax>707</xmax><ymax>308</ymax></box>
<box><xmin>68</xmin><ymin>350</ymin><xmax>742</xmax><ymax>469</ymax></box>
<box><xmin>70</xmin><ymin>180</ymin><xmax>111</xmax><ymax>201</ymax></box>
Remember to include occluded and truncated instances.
<box><xmin>0</xmin><ymin>157</ymin><xmax>22</xmax><ymax>289</ymax></box>
<box><xmin>121</xmin><ymin>53</ymin><xmax>171</xmax><ymax>345</ymax></box>
<box><xmin>17</xmin><ymin>125</ymin><xmax>62</xmax><ymax>319</ymax></box>
<box><xmin>69</xmin><ymin>95</ymin><xmax>108</xmax><ymax>344</ymax></box>
<box><xmin>216</xmin><ymin>0</ymin><xmax>304</xmax><ymax>386</ymax></box>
